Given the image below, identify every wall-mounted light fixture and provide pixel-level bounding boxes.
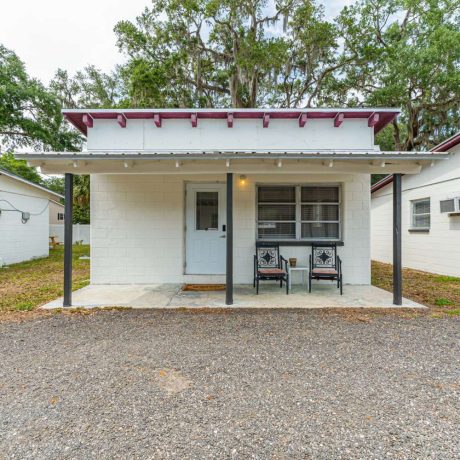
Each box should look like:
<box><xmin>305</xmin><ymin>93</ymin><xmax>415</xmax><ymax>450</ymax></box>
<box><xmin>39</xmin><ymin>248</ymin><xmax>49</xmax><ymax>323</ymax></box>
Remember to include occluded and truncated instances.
<box><xmin>239</xmin><ymin>174</ymin><xmax>247</xmax><ymax>185</ymax></box>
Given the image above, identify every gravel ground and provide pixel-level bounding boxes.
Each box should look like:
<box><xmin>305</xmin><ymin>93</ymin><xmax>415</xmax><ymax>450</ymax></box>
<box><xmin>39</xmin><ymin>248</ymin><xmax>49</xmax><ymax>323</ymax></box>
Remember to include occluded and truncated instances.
<box><xmin>0</xmin><ymin>310</ymin><xmax>459</xmax><ymax>459</ymax></box>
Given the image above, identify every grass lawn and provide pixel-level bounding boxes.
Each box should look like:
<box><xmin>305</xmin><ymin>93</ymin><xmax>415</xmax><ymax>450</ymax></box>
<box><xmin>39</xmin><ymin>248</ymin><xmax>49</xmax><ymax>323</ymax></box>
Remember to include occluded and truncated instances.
<box><xmin>372</xmin><ymin>260</ymin><xmax>460</xmax><ymax>313</ymax></box>
<box><xmin>0</xmin><ymin>245</ymin><xmax>90</xmax><ymax>313</ymax></box>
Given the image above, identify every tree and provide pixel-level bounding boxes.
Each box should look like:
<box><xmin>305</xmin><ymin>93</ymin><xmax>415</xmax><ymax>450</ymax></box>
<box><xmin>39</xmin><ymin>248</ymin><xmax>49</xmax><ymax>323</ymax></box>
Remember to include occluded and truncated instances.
<box><xmin>72</xmin><ymin>175</ymin><xmax>90</xmax><ymax>224</ymax></box>
<box><xmin>42</xmin><ymin>176</ymin><xmax>65</xmax><ymax>196</ymax></box>
<box><xmin>114</xmin><ymin>0</ymin><xmax>348</xmax><ymax>108</ymax></box>
<box><xmin>0</xmin><ymin>152</ymin><xmax>42</xmax><ymax>183</ymax></box>
<box><xmin>0</xmin><ymin>45</ymin><xmax>82</xmax><ymax>151</ymax></box>
<box><xmin>50</xmin><ymin>66</ymin><xmax>128</xmax><ymax>109</ymax></box>
<box><xmin>337</xmin><ymin>0</ymin><xmax>460</xmax><ymax>151</ymax></box>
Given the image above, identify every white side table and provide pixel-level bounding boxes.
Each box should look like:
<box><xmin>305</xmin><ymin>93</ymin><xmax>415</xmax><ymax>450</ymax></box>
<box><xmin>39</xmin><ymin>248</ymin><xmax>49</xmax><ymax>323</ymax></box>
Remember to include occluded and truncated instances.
<box><xmin>288</xmin><ymin>266</ymin><xmax>309</xmax><ymax>291</ymax></box>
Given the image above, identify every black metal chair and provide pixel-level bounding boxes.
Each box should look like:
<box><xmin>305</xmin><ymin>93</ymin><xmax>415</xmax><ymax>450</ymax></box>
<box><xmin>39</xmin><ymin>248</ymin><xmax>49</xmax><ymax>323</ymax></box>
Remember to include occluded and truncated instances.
<box><xmin>308</xmin><ymin>243</ymin><xmax>343</xmax><ymax>295</ymax></box>
<box><xmin>254</xmin><ymin>242</ymin><xmax>289</xmax><ymax>294</ymax></box>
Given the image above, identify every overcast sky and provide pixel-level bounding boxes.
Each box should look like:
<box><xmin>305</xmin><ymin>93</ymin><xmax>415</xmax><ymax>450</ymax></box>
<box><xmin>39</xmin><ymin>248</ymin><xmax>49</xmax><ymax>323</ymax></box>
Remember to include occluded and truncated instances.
<box><xmin>0</xmin><ymin>0</ymin><xmax>352</xmax><ymax>85</ymax></box>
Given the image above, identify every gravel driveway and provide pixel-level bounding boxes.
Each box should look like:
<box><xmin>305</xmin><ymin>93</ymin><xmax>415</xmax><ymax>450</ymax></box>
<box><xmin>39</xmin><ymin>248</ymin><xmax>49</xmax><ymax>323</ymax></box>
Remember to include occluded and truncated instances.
<box><xmin>1</xmin><ymin>310</ymin><xmax>459</xmax><ymax>459</ymax></box>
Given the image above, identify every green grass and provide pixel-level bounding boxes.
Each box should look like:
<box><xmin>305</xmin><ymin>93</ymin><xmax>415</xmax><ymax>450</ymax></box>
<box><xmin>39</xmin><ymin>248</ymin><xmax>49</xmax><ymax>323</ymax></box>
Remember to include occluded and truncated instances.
<box><xmin>433</xmin><ymin>275</ymin><xmax>460</xmax><ymax>283</ymax></box>
<box><xmin>435</xmin><ymin>298</ymin><xmax>455</xmax><ymax>307</ymax></box>
<box><xmin>445</xmin><ymin>309</ymin><xmax>460</xmax><ymax>316</ymax></box>
<box><xmin>0</xmin><ymin>245</ymin><xmax>90</xmax><ymax>312</ymax></box>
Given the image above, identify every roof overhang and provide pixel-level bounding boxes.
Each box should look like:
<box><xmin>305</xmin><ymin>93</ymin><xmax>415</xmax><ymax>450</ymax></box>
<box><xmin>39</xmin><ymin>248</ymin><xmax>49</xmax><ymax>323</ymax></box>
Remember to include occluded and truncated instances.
<box><xmin>63</xmin><ymin>108</ymin><xmax>400</xmax><ymax>136</ymax></box>
<box><xmin>16</xmin><ymin>150</ymin><xmax>449</xmax><ymax>175</ymax></box>
<box><xmin>371</xmin><ymin>131</ymin><xmax>460</xmax><ymax>193</ymax></box>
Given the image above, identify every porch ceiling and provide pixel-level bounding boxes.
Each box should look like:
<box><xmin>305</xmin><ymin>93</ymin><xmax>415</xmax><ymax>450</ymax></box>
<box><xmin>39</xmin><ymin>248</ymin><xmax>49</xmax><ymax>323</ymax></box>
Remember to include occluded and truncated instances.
<box><xmin>17</xmin><ymin>150</ymin><xmax>449</xmax><ymax>175</ymax></box>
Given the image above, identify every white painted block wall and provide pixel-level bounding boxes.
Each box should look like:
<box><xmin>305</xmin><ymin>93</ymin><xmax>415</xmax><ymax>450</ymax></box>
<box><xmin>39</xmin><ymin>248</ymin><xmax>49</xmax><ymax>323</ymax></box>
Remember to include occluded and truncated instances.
<box><xmin>91</xmin><ymin>173</ymin><xmax>371</xmax><ymax>285</ymax></box>
<box><xmin>0</xmin><ymin>175</ymin><xmax>50</xmax><ymax>265</ymax></box>
<box><xmin>371</xmin><ymin>146</ymin><xmax>460</xmax><ymax>277</ymax></box>
<box><xmin>87</xmin><ymin>118</ymin><xmax>375</xmax><ymax>152</ymax></box>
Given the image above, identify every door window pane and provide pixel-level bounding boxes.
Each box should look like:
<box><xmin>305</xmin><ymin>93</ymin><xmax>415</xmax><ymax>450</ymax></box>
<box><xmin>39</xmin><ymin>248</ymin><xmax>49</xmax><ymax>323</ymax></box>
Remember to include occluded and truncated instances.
<box><xmin>196</xmin><ymin>192</ymin><xmax>218</xmax><ymax>230</ymax></box>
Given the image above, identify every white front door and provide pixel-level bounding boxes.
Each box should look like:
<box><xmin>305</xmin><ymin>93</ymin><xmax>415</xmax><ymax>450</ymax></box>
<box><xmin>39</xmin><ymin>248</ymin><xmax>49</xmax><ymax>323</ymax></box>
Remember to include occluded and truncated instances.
<box><xmin>185</xmin><ymin>183</ymin><xmax>227</xmax><ymax>274</ymax></box>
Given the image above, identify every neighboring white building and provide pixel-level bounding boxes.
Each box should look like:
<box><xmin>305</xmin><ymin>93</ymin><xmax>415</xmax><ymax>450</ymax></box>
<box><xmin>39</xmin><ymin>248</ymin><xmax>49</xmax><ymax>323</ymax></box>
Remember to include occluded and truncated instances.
<box><xmin>371</xmin><ymin>133</ymin><xmax>460</xmax><ymax>277</ymax></box>
<box><xmin>49</xmin><ymin>200</ymin><xmax>65</xmax><ymax>225</ymax></box>
<box><xmin>0</xmin><ymin>168</ymin><xmax>64</xmax><ymax>265</ymax></box>
<box><xmin>18</xmin><ymin>108</ymin><xmax>447</xmax><ymax>305</ymax></box>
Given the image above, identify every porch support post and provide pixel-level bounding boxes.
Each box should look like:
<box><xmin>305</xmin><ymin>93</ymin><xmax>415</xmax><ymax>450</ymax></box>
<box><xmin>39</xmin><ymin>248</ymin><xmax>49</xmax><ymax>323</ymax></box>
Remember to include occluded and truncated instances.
<box><xmin>63</xmin><ymin>173</ymin><xmax>74</xmax><ymax>307</ymax></box>
<box><xmin>226</xmin><ymin>173</ymin><xmax>233</xmax><ymax>305</ymax></box>
<box><xmin>393</xmin><ymin>173</ymin><xmax>402</xmax><ymax>305</ymax></box>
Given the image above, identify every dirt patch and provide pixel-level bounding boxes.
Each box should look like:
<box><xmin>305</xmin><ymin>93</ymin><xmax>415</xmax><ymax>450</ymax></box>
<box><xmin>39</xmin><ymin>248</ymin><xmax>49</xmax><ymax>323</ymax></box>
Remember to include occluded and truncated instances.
<box><xmin>372</xmin><ymin>261</ymin><xmax>460</xmax><ymax>316</ymax></box>
<box><xmin>155</xmin><ymin>369</ymin><xmax>192</xmax><ymax>394</ymax></box>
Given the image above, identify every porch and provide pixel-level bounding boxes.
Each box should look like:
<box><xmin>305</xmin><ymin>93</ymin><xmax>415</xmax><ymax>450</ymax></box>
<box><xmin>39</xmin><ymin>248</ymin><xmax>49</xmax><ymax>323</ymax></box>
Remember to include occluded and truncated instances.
<box><xmin>17</xmin><ymin>107</ymin><xmax>450</xmax><ymax>309</ymax></box>
<box><xmin>42</xmin><ymin>283</ymin><xmax>425</xmax><ymax>309</ymax></box>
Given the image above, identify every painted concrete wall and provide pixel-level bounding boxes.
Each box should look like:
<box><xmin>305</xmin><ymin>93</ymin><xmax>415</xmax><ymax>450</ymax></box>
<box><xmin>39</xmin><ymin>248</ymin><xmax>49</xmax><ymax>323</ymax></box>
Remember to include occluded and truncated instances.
<box><xmin>371</xmin><ymin>145</ymin><xmax>460</xmax><ymax>277</ymax></box>
<box><xmin>0</xmin><ymin>175</ymin><xmax>51</xmax><ymax>265</ymax></box>
<box><xmin>91</xmin><ymin>173</ymin><xmax>371</xmax><ymax>285</ymax></box>
<box><xmin>87</xmin><ymin>118</ymin><xmax>376</xmax><ymax>152</ymax></box>
<box><xmin>49</xmin><ymin>201</ymin><xmax>65</xmax><ymax>225</ymax></box>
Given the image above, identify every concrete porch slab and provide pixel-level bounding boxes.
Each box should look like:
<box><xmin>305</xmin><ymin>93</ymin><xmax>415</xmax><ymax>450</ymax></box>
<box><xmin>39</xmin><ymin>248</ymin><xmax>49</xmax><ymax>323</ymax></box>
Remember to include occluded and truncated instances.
<box><xmin>41</xmin><ymin>283</ymin><xmax>426</xmax><ymax>309</ymax></box>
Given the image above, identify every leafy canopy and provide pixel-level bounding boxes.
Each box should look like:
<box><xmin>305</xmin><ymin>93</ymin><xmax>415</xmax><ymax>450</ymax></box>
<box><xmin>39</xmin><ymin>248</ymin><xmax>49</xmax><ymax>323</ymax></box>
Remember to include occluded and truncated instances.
<box><xmin>0</xmin><ymin>45</ymin><xmax>81</xmax><ymax>151</ymax></box>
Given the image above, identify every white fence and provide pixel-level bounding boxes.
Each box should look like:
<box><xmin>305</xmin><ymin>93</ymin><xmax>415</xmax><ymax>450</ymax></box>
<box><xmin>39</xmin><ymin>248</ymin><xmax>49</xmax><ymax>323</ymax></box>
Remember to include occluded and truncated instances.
<box><xmin>50</xmin><ymin>224</ymin><xmax>90</xmax><ymax>245</ymax></box>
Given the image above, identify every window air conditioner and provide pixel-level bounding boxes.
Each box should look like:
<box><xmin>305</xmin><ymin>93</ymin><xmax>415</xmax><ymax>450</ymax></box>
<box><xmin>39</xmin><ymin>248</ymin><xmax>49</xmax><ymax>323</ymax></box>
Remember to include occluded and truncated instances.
<box><xmin>440</xmin><ymin>197</ymin><xmax>460</xmax><ymax>214</ymax></box>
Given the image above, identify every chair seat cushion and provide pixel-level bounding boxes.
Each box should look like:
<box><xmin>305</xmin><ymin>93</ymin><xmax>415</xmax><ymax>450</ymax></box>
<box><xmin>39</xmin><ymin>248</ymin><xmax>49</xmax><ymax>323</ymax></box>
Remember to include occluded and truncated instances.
<box><xmin>258</xmin><ymin>268</ymin><xmax>286</xmax><ymax>275</ymax></box>
<box><xmin>312</xmin><ymin>268</ymin><xmax>338</xmax><ymax>275</ymax></box>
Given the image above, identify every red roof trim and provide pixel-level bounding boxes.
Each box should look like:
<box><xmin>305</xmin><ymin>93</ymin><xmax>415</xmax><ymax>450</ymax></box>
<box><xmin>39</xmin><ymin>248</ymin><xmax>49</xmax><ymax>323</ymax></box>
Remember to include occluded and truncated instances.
<box><xmin>371</xmin><ymin>132</ymin><xmax>460</xmax><ymax>193</ymax></box>
<box><xmin>432</xmin><ymin>132</ymin><xmax>460</xmax><ymax>153</ymax></box>
<box><xmin>63</xmin><ymin>108</ymin><xmax>400</xmax><ymax>136</ymax></box>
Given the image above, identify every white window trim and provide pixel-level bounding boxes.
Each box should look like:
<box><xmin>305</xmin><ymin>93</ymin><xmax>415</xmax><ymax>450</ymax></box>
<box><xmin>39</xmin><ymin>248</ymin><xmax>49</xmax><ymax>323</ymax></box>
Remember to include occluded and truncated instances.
<box><xmin>256</xmin><ymin>184</ymin><xmax>342</xmax><ymax>241</ymax></box>
<box><xmin>411</xmin><ymin>197</ymin><xmax>431</xmax><ymax>230</ymax></box>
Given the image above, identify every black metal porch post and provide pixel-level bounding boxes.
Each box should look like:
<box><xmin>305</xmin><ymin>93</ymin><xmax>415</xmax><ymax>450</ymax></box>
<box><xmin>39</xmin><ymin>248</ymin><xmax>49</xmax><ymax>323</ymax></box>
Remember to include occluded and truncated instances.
<box><xmin>63</xmin><ymin>173</ymin><xmax>74</xmax><ymax>307</ymax></box>
<box><xmin>226</xmin><ymin>173</ymin><xmax>233</xmax><ymax>305</ymax></box>
<box><xmin>393</xmin><ymin>173</ymin><xmax>402</xmax><ymax>305</ymax></box>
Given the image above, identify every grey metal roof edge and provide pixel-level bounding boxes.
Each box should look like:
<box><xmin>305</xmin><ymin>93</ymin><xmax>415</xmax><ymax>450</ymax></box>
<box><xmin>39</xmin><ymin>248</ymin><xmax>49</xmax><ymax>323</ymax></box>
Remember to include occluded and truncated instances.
<box><xmin>61</xmin><ymin>107</ymin><xmax>401</xmax><ymax>114</ymax></box>
<box><xmin>0</xmin><ymin>167</ymin><xmax>64</xmax><ymax>199</ymax></box>
<box><xmin>15</xmin><ymin>151</ymin><xmax>449</xmax><ymax>161</ymax></box>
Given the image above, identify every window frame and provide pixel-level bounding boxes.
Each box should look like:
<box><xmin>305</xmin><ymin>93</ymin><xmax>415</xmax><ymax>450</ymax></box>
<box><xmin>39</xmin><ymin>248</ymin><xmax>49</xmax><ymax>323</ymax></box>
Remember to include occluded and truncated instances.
<box><xmin>411</xmin><ymin>197</ymin><xmax>431</xmax><ymax>230</ymax></box>
<box><xmin>256</xmin><ymin>184</ymin><xmax>342</xmax><ymax>242</ymax></box>
<box><xmin>57</xmin><ymin>212</ymin><xmax>65</xmax><ymax>221</ymax></box>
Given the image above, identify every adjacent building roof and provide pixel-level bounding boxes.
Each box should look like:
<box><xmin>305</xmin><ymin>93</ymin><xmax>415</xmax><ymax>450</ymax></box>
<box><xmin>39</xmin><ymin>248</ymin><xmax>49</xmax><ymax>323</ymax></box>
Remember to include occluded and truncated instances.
<box><xmin>63</xmin><ymin>107</ymin><xmax>400</xmax><ymax>136</ymax></box>
<box><xmin>0</xmin><ymin>168</ymin><xmax>64</xmax><ymax>200</ymax></box>
<box><xmin>371</xmin><ymin>132</ymin><xmax>460</xmax><ymax>193</ymax></box>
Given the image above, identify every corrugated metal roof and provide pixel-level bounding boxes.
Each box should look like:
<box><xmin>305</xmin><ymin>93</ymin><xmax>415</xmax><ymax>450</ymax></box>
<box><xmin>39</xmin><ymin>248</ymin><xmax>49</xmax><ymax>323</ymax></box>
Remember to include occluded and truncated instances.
<box><xmin>15</xmin><ymin>150</ymin><xmax>446</xmax><ymax>160</ymax></box>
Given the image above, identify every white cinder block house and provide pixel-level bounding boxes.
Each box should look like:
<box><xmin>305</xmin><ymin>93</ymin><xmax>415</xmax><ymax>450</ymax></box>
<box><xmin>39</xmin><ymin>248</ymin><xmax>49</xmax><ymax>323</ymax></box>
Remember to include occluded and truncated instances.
<box><xmin>371</xmin><ymin>132</ymin><xmax>460</xmax><ymax>277</ymax></box>
<box><xmin>0</xmin><ymin>168</ymin><xmax>64</xmax><ymax>265</ymax></box>
<box><xmin>17</xmin><ymin>108</ymin><xmax>448</xmax><ymax>306</ymax></box>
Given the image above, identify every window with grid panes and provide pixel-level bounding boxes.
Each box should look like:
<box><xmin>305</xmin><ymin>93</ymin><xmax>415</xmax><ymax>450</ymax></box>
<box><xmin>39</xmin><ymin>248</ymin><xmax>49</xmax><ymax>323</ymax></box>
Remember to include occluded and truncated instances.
<box><xmin>411</xmin><ymin>198</ymin><xmax>430</xmax><ymax>229</ymax></box>
<box><xmin>257</xmin><ymin>185</ymin><xmax>341</xmax><ymax>240</ymax></box>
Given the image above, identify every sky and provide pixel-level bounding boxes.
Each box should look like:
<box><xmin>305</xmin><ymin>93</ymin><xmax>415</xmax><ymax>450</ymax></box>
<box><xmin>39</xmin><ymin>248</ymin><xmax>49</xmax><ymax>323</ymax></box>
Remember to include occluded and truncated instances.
<box><xmin>0</xmin><ymin>0</ymin><xmax>352</xmax><ymax>85</ymax></box>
